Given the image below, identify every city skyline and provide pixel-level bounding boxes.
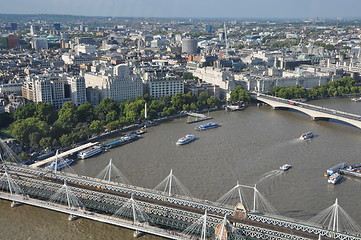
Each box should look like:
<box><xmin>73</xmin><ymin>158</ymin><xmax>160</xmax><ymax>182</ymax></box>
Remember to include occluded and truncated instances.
<box><xmin>2</xmin><ymin>0</ymin><xmax>361</xmax><ymax>19</ymax></box>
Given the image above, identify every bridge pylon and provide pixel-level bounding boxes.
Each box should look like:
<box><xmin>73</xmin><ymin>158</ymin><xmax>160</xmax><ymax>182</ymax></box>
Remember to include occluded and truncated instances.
<box><xmin>154</xmin><ymin>169</ymin><xmax>193</xmax><ymax>198</ymax></box>
<box><xmin>0</xmin><ymin>167</ymin><xmax>24</xmax><ymax>207</ymax></box>
<box><xmin>49</xmin><ymin>180</ymin><xmax>82</xmax><ymax>211</ymax></box>
<box><xmin>182</xmin><ymin>210</ymin><xmax>210</xmax><ymax>240</ymax></box>
<box><xmin>0</xmin><ymin>168</ymin><xmax>23</xmax><ymax>196</ymax></box>
<box><xmin>96</xmin><ymin>159</ymin><xmax>130</xmax><ymax>185</ymax></box>
<box><xmin>113</xmin><ymin>193</ymin><xmax>149</xmax><ymax>225</ymax></box>
<box><xmin>309</xmin><ymin>198</ymin><xmax>361</xmax><ymax>234</ymax></box>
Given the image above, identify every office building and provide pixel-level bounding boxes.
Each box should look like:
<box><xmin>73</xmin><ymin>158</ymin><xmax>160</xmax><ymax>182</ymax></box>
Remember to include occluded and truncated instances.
<box><xmin>22</xmin><ymin>74</ymin><xmax>86</xmax><ymax>108</ymax></box>
<box><xmin>84</xmin><ymin>63</ymin><xmax>143</xmax><ymax>103</ymax></box>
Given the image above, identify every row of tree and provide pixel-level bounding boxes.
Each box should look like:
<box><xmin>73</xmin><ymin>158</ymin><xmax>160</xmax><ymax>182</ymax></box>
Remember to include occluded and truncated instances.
<box><xmin>9</xmin><ymin>91</ymin><xmax>229</xmax><ymax>150</ymax></box>
<box><xmin>268</xmin><ymin>77</ymin><xmax>361</xmax><ymax>99</ymax></box>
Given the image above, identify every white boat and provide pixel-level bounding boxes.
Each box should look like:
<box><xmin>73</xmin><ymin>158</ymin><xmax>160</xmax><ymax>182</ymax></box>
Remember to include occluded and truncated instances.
<box><xmin>225</xmin><ymin>104</ymin><xmax>244</xmax><ymax>111</ymax></box>
<box><xmin>77</xmin><ymin>145</ymin><xmax>102</xmax><ymax>159</ymax></box>
<box><xmin>351</xmin><ymin>97</ymin><xmax>361</xmax><ymax>102</ymax></box>
<box><xmin>299</xmin><ymin>131</ymin><xmax>313</xmax><ymax>140</ymax></box>
<box><xmin>46</xmin><ymin>158</ymin><xmax>74</xmax><ymax>171</ymax></box>
<box><xmin>280</xmin><ymin>164</ymin><xmax>292</xmax><ymax>171</ymax></box>
<box><xmin>328</xmin><ymin>172</ymin><xmax>342</xmax><ymax>184</ymax></box>
<box><xmin>136</xmin><ymin>129</ymin><xmax>146</xmax><ymax>135</ymax></box>
<box><xmin>195</xmin><ymin>122</ymin><xmax>221</xmax><ymax>131</ymax></box>
<box><xmin>176</xmin><ymin>134</ymin><xmax>196</xmax><ymax>145</ymax></box>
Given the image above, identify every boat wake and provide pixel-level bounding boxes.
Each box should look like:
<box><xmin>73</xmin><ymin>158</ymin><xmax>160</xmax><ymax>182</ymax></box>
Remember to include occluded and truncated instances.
<box><xmin>256</xmin><ymin>169</ymin><xmax>283</xmax><ymax>185</ymax></box>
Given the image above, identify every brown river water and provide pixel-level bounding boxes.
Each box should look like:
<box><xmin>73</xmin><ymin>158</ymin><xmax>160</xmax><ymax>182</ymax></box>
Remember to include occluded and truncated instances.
<box><xmin>1</xmin><ymin>98</ymin><xmax>361</xmax><ymax>240</ymax></box>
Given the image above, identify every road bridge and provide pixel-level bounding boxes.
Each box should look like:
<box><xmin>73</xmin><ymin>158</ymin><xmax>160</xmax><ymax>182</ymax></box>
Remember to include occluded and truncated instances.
<box><xmin>252</xmin><ymin>92</ymin><xmax>361</xmax><ymax>130</ymax></box>
<box><xmin>1</xmin><ymin>163</ymin><xmax>360</xmax><ymax>240</ymax></box>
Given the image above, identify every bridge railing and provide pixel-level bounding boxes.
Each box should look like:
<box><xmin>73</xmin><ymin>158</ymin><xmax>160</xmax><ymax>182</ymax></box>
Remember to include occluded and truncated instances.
<box><xmin>4</xmin><ymin>163</ymin><xmax>361</xmax><ymax>240</ymax></box>
<box><xmin>5</xmin><ymin>163</ymin><xmax>234</xmax><ymax>215</ymax></box>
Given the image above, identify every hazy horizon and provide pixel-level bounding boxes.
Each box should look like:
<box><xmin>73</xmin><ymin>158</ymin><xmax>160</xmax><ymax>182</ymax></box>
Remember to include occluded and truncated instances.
<box><xmin>2</xmin><ymin>0</ymin><xmax>361</xmax><ymax>19</ymax></box>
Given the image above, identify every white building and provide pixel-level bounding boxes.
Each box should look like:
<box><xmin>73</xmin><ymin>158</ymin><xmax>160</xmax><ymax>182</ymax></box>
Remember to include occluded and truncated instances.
<box><xmin>67</xmin><ymin>75</ymin><xmax>87</xmax><ymax>106</ymax></box>
<box><xmin>84</xmin><ymin>63</ymin><xmax>143</xmax><ymax>103</ymax></box>
<box><xmin>22</xmin><ymin>74</ymin><xmax>86</xmax><ymax>108</ymax></box>
<box><xmin>75</xmin><ymin>44</ymin><xmax>97</xmax><ymax>54</ymax></box>
<box><xmin>189</xmin><ymin>66</ymin><xmax>236</xmax><ymax>98</ymax></box>
<box><xmin>145</xmin><ymin>76</ymin><xmax>184</xmax><ymax>99</ymax></box>
<box><xmin>62</xmin><ymin>53</ymin><xmax>97</xmax><ymax>65</ymax></box>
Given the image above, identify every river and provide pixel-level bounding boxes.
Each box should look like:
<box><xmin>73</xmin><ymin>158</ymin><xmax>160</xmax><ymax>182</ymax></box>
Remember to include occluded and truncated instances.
<box><xmin>1</xmin><ymin>97</ymin><xmax>361</xmax><ymax>239</ymax></box>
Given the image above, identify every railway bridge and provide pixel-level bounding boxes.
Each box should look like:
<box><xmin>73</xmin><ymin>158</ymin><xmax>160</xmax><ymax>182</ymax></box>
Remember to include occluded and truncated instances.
<box><xmin>0</xmin><ymin>162</ymin><xmax>360</xmax><ymax>240</ymax></box>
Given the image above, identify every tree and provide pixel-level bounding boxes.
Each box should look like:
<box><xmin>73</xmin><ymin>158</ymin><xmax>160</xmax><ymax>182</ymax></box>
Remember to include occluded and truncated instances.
<box><xmin>197</xmin><ymin>92</ymin><xmax>209</xmax><ymax>109</ymax></box>
<box><xmin>35</xmin><ymin>102</ymin><xmax>57</xmax><ymax>124</ymax></box>
<box><xmin>0</xmin><ymin>112</ymin><xmax>14</xmax><ymax>129</ymax></box>
<box><xmin>207</xmin><ymin>96</ymin><xmax>222</xmax><ymax>108</ymax></box>
<box><xmin>54</xmin><ymin>102</ymin><xmax>78</xmax><ymax>132</ymax></box>
<box><xmin>76</xmin><ymin>102</ymin><xmax>95</xmax><ymax>122</ymax></box>
<box><xmin>14</xmin><ymin>102</ymin><xmax>36</xmax><ymax>120</ymax></box>
<box><xmin>149</xmin><ymin>100</ymin><xmax>165</xmax><ymax>113</ymax></box>
<box><xmin>230</xmin><ymin>86</ymin><xmax>251</xmax><ymax>103</ymax></box>
<box><xmin>39</xmin><ymin>137</ymin><xmax>53</xmax><ymax>149</ymax></box>
<box><xmin>124</xmin><ymin>100</ymin><xmax>145</xmax><ymax>122</ymax></box>
<box><xmin>89</xmin><ymin>120</ymin><xmax>103</xmax><ymax>134</ymax></box>
<box><xmin>95</xmin><ymin>98</ymin><xmax>118</xmax><ymax>121</ymax></box>
<box><xmin>171</xmin><ymin>93</ymin><xmax>186</xmax><ymax>111</ymax></box>
<box><xmin>106</xmin><ymin>120</ymin><xmax>120</xmax><ymax>131</ymax></box>
<box><xmin>29</xmin><ymin>132</ymin><xmax>41</xmax><ymax>148</ymax></box>
<box><xmin>158</xmin><ymin>95</ymin><xmax>172</xmax><ymax>108</ymax></box>
<box><xmin>59</xmin><ymin>134</ymin><xmax>74</xmax><ymax>147</ymax></box>
<box><xmin>10</xmin><ymin>117</ymin><xmax>49</xmax><ymax>147</ymax></box>
<box><xmin>162</xmin><ymin>106</ymin><xmax>176</xmax><ymax>117</ymax></box>
<box><xmin>106</xmin><ymin>110</ymin><xmax>118</xmax><ymax>123</ymax></box>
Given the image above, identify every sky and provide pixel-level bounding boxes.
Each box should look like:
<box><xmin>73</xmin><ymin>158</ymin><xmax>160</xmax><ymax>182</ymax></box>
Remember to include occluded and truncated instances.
<box><xmin>2</xmin><ymin>0</ymin><xmax>361</xmax><ymax>19</ymax></box>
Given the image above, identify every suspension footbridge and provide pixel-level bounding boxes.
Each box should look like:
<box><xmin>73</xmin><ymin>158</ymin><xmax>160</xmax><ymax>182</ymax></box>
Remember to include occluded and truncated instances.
<box><xmin>0</xmin><ymin>161</ymin><xmax>360</xmax><ymax>240</ymax></box>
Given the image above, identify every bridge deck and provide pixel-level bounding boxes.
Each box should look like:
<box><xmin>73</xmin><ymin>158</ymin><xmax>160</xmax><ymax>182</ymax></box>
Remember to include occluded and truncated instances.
<box><xmin>0</xmin><ymin>192</ymin><xmax>185</xmax><ymax>240</ymax></box>
<box><xmin>2</xmin><ymin>164</ymin><xmax>361</xmax><ymax>240</ymax></box>
<box><xmin>30</xmin><ymin>142</ymin><xmax>99</xmax><ymax>168</ymax></box>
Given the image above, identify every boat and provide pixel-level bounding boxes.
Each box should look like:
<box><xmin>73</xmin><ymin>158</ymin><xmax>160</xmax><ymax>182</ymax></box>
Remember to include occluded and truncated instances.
<box><xmin>176</xmin><ymin>134</ymin><xmax>196</xmax><ymax>145</ymax></box>
<box><xmin>351</xmin><ymin>97</ymin><xmax>361</xmax><ymax>102</ymax></box>
<box><xmin>299</xmin><ymin>131</ymin><xmax>313</xmax><ymax>140</ymax></box>
<box><xmin>195</xmin><ymin>122</ymin><xmax>221</xmax><ymax>131</ymax></box>
<box><xmin>280</xmin><ymin>164</ymin><xmax>292</xmax><ymax>171</ymax></box>
<box><xmin>103</xmin><ymin>139</ymin><xmax>123</xmax><ymax>149</ymax></box>
<box><xmin>77</xmin><ymin>145</ymin><xmax>103</xmax><ymax>159</ymax></box>
<box><xmin>136</xmin><ymin>129</ymin><xmax>146</xmax><ymax>135</ymax></box>
<box><xmin>46</xmin><ymin>158</ymin><xmax>74</xmax><ymax>171</ymax></box>
<box><xmin>225</xmin><ymin>102</ymin><xmax>245</xmax><ymax>111</ymax></box>
<box><xmin>225</xmin><ymin>105</ymin><xmax>245</xmax><ymax>111</ymax></box>
<box><xmin>328</xmin><ymin>172</ymin><xmax>342</xmax><ymax>184</ymax></box>
<box><xmin>325</xmin><ymin>162</ymin><xmax>347</xmax><ymax>176</ymax></box>
<box><xmin>339</xmin><ymin>164</ymin><xmax>361</xmax><ymax>178</ymax></box>
<box><xmin>103</xmin><ymin>133</ymin><xmax>140</xmax><ymax>149</ymax></box>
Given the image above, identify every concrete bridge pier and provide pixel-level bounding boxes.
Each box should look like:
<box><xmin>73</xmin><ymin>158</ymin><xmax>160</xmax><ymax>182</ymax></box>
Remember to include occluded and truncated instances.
<box><xmin>68</xmin><ymin>214</ymin><xmax>78</xmax><ymax>221</ymax></box>
<box><xmin>133</xmin><ymin>230</ymin><xmax>145</xmax><ymax>238</ymax></box>
<box><xmin>10</xmin><ymin>201</ymin><xmax>21</xmax><ymax>207</ymax></box>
